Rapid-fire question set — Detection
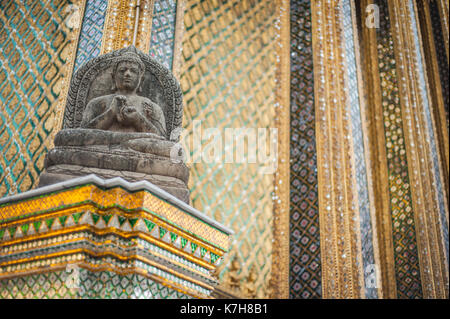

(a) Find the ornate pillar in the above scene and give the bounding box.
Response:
[356,0,449,298]
[100,0,186,77]
[271,0,291,299]
[289,0,323,299]
[386,0,448,298]
[312,0,368,298]
[415,0,449,201]
[356,0,400,299]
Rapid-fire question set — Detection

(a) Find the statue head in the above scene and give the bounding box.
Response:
[111,52,146,93]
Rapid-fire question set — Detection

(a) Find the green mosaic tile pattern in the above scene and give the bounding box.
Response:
[180,0,278,295]
[0,0,76,197]
[149,0,177,69]
[0,269,191,299]
[73,0,108,72]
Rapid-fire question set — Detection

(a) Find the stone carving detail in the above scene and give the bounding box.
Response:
[215,257,272,299]
[39,46,190,203]
[224,256,243,292]
[242,266,258,298]
[63,46,183,139]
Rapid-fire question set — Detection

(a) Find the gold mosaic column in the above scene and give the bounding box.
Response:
[357,0,398,299]
[357,0,449,298]
[387,0,448,298]
[312,0,365,298]
[100,0,187,78]
[101,0,155,53]
[271,0,291,299]
[415,0,449,201]
[53,0,87,140]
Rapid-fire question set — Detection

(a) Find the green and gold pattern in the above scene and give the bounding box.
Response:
[180,0,278,295]
[0,269,191,299]
[73,0,108,72]
[0,184,229,252]
[149,0,178,69]
[0,0,79,198]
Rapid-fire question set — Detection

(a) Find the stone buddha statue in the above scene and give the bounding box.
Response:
[80,52,166,136]
[39,46,190,203]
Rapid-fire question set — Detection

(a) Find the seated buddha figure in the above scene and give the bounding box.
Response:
[40,48,190,203]
[80,53,166,137]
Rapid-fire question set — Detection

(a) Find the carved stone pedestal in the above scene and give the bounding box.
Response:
[0,175,232,299]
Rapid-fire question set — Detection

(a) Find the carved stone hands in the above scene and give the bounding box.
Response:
[119,105,142,125]
[106,94,159,134]
[113,95,143,126]
[112,95,128,123]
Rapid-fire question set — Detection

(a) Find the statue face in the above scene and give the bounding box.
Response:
[114,61,142,92]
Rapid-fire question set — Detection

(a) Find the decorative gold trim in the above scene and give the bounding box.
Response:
[100,0,155,54]
[0,248,215,291]
[437,0,449,63]
[356,0,397,299]
[350,0,384,298]
[270,0,290,299]
[1,235,212,279]
[0,185,230,251]
[1,207,227,255]
[0,223,219,270]
[415,0,449,208]
[388,0,449,298]
[138,0,156,53]
[413,0,450,232]
[312,0,365,299]
[0,261,211,299]
[338,0,366,298]
[172,0,187,79]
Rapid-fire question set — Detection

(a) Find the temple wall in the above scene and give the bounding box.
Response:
[1,0,448,298]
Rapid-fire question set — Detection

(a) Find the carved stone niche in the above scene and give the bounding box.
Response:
[39,46,190,203]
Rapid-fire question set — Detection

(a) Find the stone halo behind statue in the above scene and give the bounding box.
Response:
[39,46,190,204]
